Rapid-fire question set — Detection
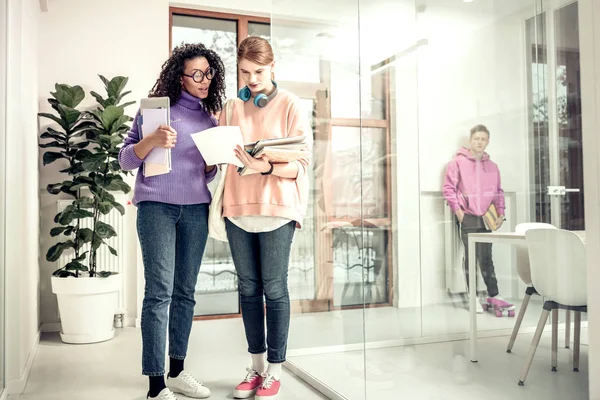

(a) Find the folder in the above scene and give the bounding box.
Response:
[139,99,172,177]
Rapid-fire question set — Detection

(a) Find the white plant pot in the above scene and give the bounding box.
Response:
[51,274,121,344]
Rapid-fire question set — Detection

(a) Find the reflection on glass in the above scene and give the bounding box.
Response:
[172,15,238,101]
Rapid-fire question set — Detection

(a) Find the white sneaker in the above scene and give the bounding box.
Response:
[148,388,178,400]
[167,370,211,399]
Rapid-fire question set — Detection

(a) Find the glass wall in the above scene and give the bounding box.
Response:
[0,0,6,394]
[271,0,590,399]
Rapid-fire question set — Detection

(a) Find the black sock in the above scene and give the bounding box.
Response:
[148,376,166,398]
[169,357,184,378]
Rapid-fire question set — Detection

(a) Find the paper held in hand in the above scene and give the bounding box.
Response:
[191,126,245,168]
[140,108,172,177]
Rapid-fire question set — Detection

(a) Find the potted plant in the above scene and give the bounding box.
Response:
[39,76,134,344]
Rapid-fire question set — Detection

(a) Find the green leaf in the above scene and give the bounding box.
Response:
[81,153,108,171]
[53,84,85,108]
[72,209,94,219]
[98,201,113,215]
[39,140,66,149]
[100,106,124,131]
[104,176,131,193]
[90,91,107,108]
[50,226,68,237]
[95,221,117,239]
[72,141,90,149]
[99,75,110,88]
[40,130,67,143]
[65,261,88,271]
[77,228,94,243]
[75,251,89,262]
[38,113,68,131]
[59,163,85,176]
[57,104,81,127]
[112,201,126,216]
[92,235,104,251]
[47,182,68,195]
[98,271,113,278]
[107,76,128,98]
[43,151,66,166]
[75,196,95,208]
[53,270,75,278]
[46,240,75,262]
[118,100,136,110]
[110,115,131,134]
[108,245,118,256]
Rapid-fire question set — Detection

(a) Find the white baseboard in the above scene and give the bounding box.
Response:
[6,330,40,394]
[40,322,61,333]
[284,361,348,400]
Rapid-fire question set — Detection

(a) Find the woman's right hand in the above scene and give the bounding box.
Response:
[456,209,465,223]
[148,125,177,149]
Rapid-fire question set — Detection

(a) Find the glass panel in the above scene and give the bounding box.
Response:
[172,15,238,101]
[172,14,239,315]
[248,22,270,39]
[270,23,321,83]
[272,2,367,399]
[289,99,316,303]
[0,0,5,393]
[527,11,552,224]
[555,2,584,230]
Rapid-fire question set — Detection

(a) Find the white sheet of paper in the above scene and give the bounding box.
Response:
[141,108,169,165]
[191,126,245,168]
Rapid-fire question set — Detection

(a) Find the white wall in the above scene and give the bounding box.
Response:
[4,0,41,393]
[38,0,169,328]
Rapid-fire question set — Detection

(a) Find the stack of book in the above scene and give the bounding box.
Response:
[239,135,309,176]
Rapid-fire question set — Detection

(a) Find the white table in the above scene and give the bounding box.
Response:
[467,231,585,362]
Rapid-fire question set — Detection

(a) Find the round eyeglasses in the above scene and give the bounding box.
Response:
[182,67,216,83]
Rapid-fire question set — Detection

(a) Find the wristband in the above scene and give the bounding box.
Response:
[261,162,274,175]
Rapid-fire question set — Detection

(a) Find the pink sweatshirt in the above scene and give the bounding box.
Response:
[443,147,505,217]
[218,89,311,227]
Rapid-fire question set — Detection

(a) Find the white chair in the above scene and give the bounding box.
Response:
[518,229,587,386]
[506,222,558,353]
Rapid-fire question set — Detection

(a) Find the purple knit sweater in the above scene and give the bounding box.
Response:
[119,90,218,205]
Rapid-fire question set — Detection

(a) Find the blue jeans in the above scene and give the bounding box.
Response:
[137,201,209,376]
[225,219,295,364]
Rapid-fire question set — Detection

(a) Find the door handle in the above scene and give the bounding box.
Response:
[547,186,581,195]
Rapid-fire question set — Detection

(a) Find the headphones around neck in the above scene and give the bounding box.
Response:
[238,81,278,108]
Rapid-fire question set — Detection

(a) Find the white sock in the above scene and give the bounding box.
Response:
[267,363,282,381]
[251,353,266,374]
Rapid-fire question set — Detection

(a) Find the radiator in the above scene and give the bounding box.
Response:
[56,199,127,315]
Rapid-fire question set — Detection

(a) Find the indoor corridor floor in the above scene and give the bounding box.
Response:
[7,318,325,400]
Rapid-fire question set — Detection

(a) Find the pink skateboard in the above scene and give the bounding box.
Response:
[482,297,516,318]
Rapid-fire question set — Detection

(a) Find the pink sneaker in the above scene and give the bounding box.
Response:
[255,373,281,399]
[233,368,263,399]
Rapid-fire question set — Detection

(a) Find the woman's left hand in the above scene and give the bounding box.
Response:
[234,145,271,174]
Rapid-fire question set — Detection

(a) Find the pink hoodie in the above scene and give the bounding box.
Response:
[443,147,505,217]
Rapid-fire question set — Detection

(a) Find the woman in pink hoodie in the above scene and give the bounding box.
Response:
[443,124,511,313]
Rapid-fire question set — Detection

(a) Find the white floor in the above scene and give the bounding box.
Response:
[289,329,589,400]
[7,303,589,400]
[287,297,557,350]
[8,319,325,400]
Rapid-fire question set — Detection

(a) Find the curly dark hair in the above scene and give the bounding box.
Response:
[149,43,226,114]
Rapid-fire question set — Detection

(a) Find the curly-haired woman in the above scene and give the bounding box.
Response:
[119,43,226,400]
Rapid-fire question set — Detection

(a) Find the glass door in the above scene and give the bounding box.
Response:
[529,0,584,230]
